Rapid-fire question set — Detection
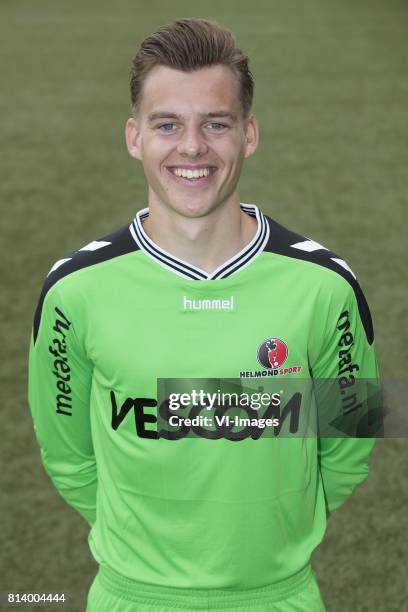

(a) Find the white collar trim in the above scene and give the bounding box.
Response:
[129,203,270,280]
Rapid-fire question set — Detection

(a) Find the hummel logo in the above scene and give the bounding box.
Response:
[183,296,235,311]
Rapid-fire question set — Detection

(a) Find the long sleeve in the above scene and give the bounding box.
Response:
[310,276,380,515]
[28,281,97,527]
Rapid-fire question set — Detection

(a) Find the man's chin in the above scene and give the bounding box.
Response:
[167,198,221,220]
[176,204,216,219]
[148,185,230,219]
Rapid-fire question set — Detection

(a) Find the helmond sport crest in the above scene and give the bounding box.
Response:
[240,338,302,378]
[257,338,288,369]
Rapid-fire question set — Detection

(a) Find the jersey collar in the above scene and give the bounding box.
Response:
[129,203,270,281]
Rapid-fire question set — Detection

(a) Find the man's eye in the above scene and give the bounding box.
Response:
[208,122,227,130]
[158,123,176,132]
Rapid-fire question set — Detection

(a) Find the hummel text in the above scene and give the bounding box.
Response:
[183,296,234,311]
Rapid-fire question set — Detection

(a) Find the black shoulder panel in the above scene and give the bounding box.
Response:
[263,215,374,345]
[33,223,138,344]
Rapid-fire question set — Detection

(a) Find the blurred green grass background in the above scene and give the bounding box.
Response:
[1,0,407,610]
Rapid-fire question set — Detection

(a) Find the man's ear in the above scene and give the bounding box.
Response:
[125,117,142,160]
[243,114,259,159]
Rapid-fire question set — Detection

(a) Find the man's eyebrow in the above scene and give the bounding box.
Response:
[147,112,180,123]
[206,111,238,121]
[146,111,238,123]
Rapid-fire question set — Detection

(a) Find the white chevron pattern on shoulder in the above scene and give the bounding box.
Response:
[290,239,328,252]
[79,240,112,251]
[47,258,72,276]
[331,257,356,279]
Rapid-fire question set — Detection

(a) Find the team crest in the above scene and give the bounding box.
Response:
[239,337,302,378]
[257,338,288,369]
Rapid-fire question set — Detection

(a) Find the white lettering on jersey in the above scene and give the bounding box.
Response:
[183,296,235,311]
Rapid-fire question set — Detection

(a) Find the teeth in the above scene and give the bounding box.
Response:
[172,168,211,179]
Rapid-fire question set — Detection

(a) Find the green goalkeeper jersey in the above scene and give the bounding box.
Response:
[28,203,379,589]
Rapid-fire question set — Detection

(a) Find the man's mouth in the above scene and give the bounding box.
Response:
[166,166,217,185]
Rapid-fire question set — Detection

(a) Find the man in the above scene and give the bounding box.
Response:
[28,18,379,611]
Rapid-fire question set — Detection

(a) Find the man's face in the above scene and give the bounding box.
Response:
[125,64,258,218]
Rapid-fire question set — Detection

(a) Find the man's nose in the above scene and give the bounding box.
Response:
[177,125,208,158]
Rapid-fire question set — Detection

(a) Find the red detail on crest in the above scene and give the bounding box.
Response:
[267,339,288,368]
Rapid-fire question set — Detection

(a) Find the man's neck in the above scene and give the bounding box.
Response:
[141,197,258,274]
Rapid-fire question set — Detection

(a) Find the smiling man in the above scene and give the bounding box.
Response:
[125,60,259,273]
[28,18,380,612]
